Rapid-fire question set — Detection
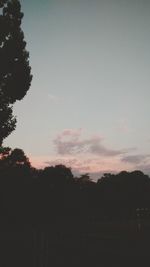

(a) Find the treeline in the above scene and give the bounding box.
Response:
[1,147,150,224]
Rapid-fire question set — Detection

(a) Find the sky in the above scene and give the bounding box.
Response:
[4,0,150,179]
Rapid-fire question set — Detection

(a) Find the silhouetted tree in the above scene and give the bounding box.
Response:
[0,146,11,159]
[0,147,30,172]
[7,148,30,167]
[41,164,73,187]
[0,0,32,144]
[77,173,91,184]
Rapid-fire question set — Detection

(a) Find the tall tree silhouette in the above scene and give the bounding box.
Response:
[0,0,32,145]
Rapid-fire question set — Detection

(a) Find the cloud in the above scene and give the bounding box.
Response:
[30,154,150,181]
[57,128,82,139]
[54,129,126,157]
[121,154,150,164]
[121,154,150,176]
[30,130,150,180]
[44,155,135,179]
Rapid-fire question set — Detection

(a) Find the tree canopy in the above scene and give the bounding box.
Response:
[0,0,32,145]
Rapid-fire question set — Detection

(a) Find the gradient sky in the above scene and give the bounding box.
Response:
[4,0,150,179]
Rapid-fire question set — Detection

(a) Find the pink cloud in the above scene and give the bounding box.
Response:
[30,152,150,180]
[29,129,147,180]
[29,154,142,181]
[39,156,128,173]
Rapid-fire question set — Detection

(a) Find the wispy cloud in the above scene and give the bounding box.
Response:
[54,129,127,156]
[31,154,150,180]
[29,130,150,180]
[30,153,140,180]
[121,154,150,164]
[44,155,134,177]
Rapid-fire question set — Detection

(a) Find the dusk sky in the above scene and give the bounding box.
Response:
[4,0,150,178]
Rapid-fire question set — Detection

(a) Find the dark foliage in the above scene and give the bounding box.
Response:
[1,148,150,223]
[0,0,32,144]
[1,149,150,266]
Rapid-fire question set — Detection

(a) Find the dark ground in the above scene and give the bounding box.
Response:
[0,220,150,267]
